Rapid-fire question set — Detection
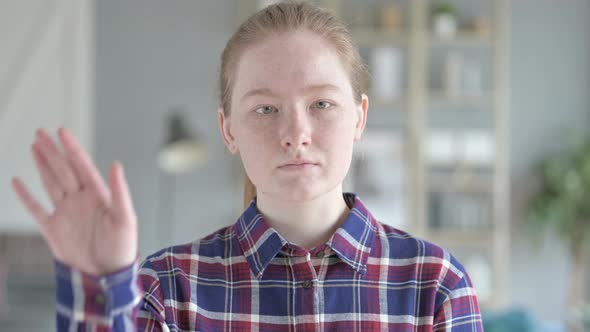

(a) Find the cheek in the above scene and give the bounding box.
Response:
[232,115,274,145]
[319,122,356,165]
[320,112,357,144]
[329,113,358,166]
[233,126,275,175]
[237,142,271,187]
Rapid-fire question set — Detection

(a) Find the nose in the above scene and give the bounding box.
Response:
[280,106,312,151]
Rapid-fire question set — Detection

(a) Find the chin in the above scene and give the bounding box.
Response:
[279,183,337,203]
[257,184,317,202]
[287,188,319,202]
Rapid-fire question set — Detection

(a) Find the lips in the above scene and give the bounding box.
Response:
[279,159,318,167]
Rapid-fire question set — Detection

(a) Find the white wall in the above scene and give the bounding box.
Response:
[0,0,94,232]
[93,0,241,258]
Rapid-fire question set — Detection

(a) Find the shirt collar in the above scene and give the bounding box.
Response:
[233,192,377,279]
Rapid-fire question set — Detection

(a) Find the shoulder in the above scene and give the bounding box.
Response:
[372,221,469,287]
[372,222,475,310]
[135,225,237,312]
[139,224,236,277]
[133,226,234,319]
[137,224,237,291]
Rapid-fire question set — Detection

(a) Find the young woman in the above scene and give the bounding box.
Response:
[11,2,483,331]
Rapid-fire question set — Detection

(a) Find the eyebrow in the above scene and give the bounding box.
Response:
[240,84,343,101]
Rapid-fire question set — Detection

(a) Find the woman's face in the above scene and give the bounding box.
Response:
[219,30,368,202]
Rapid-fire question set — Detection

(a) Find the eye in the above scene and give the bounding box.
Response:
[254,105,277,115]
[312,100,332,109]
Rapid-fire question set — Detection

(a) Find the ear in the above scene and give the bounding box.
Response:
[218,107,238,154]
[354,94,369,141]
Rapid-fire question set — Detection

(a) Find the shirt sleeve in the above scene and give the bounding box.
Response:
[432,270,484,332]
[54,259,166,331]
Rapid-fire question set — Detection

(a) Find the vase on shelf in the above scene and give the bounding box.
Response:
[432,3,458,39]
[371,47,403,101]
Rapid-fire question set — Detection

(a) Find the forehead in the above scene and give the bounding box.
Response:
[232,30,353,98]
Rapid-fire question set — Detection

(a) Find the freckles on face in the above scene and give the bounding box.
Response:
[227,30,361,197]
[231,31,358,135]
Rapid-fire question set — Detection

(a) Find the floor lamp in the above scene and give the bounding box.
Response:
[156,109,207,247]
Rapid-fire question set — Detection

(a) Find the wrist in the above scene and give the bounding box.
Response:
[55,258,142,320]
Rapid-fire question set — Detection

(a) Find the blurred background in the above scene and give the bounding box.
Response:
[1,0,589,331]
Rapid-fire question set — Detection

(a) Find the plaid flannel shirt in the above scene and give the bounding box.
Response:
[55,192,483,331]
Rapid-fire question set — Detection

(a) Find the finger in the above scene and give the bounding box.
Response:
[35,128,81,193]
[57,127,110,204]
[10,177,51,226]
[11,177,61,260]
[109,161,136,226]
[31,142,64,206]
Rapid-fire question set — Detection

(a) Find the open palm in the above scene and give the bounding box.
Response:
[11,127,137,276]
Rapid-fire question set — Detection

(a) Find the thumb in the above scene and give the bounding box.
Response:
[108,161,136,225]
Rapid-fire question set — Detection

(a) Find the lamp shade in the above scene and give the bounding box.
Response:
[157,111,207,174]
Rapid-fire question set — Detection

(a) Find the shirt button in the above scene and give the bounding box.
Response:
[302,280,313,289]
[95,294,105,305]
[316,251,325,259]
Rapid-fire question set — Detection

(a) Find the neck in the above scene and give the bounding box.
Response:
[256,186,351,250]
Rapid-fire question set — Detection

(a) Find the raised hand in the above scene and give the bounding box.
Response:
[10,127,138,276]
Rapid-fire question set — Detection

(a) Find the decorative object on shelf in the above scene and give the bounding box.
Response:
[462,60,484,97]
[380,3,403,33]
[428,191,491,229]
[444,52,463,97]
[469,16,492,37]
[346,130,407,229]
[459,130,494,167]
[432,2,458,39]
[371,47,403,101]
[427,130,456,166]
[157,109,207,174]
[527,134,590,332]
[444,52,484,98]
[427,129,494,167]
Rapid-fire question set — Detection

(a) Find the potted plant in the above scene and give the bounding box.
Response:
[527,135,590,331]
[432,2,458,39]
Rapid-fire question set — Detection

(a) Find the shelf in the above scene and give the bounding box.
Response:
[365,107,407,129]
[427,171,493,194]
[368,94,406,110]
[427,185,493,232]
[351,28,408,46]
[428,164,494,174]
[425,229,494,249]
[427,31,493,48]
[428,91,494,107]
